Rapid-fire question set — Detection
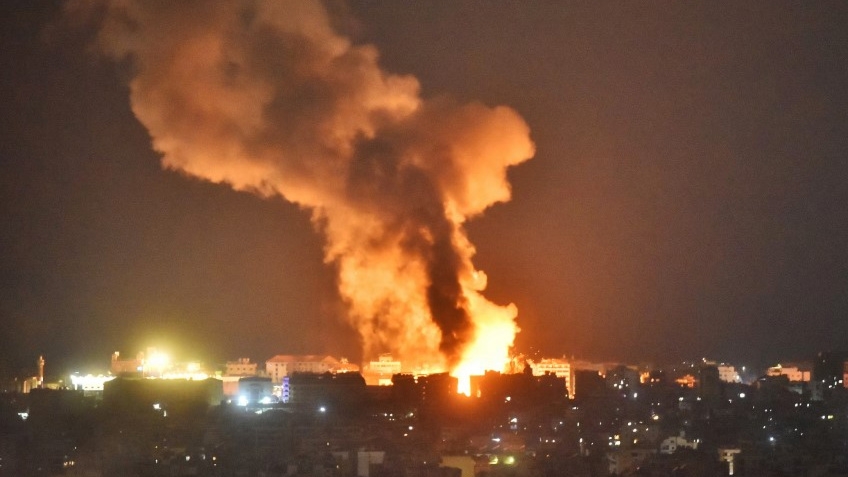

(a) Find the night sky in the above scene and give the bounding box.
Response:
[2,1,847,378]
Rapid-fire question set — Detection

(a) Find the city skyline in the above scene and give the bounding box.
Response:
[2,2,848,376]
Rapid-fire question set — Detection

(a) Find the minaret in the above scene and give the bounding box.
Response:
[37,355,45,388]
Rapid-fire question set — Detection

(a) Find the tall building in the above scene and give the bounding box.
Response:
[698,365,721,403]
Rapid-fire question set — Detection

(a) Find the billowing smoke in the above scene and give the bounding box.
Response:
[70,0,534,373]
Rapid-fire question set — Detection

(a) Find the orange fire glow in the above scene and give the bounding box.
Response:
[450,272,518,394]
[83,0,533,382]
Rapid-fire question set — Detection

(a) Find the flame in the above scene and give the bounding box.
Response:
[450,273,518,394]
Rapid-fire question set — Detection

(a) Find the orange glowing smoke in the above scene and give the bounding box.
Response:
[73,0,534,385]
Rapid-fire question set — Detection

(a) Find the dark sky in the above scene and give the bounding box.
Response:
[2,1,847,377]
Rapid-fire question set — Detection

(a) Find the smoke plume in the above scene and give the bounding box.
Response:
[71,0,534,372]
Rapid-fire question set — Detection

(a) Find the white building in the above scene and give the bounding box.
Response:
[265,355,355,383]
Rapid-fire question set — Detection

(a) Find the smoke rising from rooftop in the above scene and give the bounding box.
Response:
[72,0,534,372]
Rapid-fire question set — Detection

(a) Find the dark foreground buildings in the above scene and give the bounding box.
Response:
[1,360,848,477]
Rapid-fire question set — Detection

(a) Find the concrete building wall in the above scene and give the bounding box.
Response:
[225,358,257,377]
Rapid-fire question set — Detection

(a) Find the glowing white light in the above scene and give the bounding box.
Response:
[146,352,170,373]
[70,374,115,390]
[237,396,249,406]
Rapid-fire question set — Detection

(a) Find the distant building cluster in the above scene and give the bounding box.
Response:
[4,349,848,476]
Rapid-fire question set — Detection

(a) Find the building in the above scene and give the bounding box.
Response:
[362,354,402,386]
[606,365,641,396]
[222,359,260,397]
[718,448,742,476]
[265,355,357,383]
[69,374,115,397]
[286,372,366,410]
[698,365,722,402]
[225,358,258,377]
[110,351,143,376]
[717,365,741,383]
[236,376,274,405]
[103,377,224,409]
[111,348,184,378]
[572,369,606,400]
[659,432,699,454]
[529,358,573,398]
[766,364,810,382]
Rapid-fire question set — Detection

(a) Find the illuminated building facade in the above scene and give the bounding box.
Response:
[659,432,699,454]
[530,358,573,398]
[223,358,260,397]
[225,358,258,377]
[717,365,741,383]
[69,374,115,397]
[813,352,844,392]
[362,354,402,386]
[265,355,356,383]
[767,364,810,382]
